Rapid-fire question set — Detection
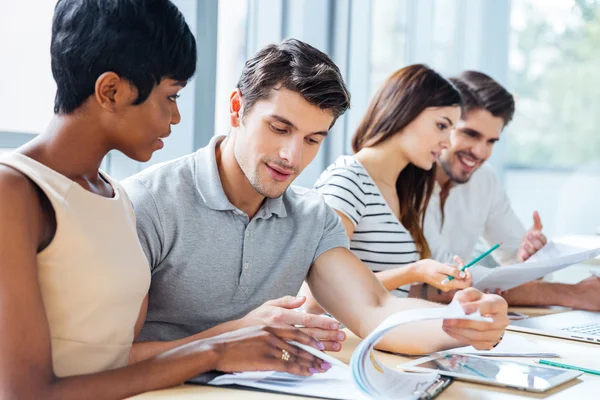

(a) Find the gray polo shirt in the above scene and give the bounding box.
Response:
[122,136,349,342]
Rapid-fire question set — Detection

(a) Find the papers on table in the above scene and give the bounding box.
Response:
[470,241,600,292]
[209,298,492,400]
[209,367,367,400]
[447,333,560,358]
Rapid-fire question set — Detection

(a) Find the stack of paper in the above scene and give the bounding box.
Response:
[209,299,492,400]
[470,241,600,292]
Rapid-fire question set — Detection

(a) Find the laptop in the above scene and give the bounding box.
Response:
[508,310,600,344]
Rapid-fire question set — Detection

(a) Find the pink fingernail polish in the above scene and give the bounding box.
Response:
[309,368,318,374]
[317,342,325,350]
[322,363,332,370]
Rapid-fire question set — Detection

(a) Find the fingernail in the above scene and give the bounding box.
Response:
[460,272,466,279]
[317,341,325,350]
[309,368,319,374]
[330,323,339,330]
[337,333,345,340]
[321,363,332,370]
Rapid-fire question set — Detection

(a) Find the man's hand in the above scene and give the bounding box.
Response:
[240,296,346,351]
[572,276,600,311]
[442,288,509,350]
[517,211,547,263]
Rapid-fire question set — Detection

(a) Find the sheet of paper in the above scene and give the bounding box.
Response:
[350,298,492,400]
[210,299,491,400]
[210,366,369,400]
[471,241,600,291]
[447,333,560,357]
[287,340,349,370]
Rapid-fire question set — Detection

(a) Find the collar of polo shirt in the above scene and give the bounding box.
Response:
[194,135,288,219]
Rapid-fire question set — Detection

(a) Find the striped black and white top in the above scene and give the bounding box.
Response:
[314,155,419,297]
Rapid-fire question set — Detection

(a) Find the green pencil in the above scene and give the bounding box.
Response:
[538,359,600,376]
[441,243,502,284]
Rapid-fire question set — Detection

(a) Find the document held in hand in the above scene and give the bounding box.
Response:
[470,241,600,292]
[209,299,492,400]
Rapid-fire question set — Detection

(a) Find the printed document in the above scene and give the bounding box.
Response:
[209,299,491,400]
[470,241,600,292]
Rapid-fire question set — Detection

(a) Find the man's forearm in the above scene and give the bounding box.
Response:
[368,296,464,355]
[416,280,579,308]
[333,292,463,355]
[501,280,578,307]
[309,249,465,355]
[129,319,244,364]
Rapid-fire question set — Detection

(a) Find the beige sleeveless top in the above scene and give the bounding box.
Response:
[0,152,151,377]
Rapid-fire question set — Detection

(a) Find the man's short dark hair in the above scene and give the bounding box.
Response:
[450,71,515,127]
[236,38,350,125]
[51,0,197,114]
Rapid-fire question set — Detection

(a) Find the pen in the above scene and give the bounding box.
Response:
[537,359,600,376]
[441,243,502,284]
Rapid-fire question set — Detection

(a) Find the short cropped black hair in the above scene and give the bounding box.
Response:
[450,71,515,127]
[51,0,197,114]
[237,38,350,124]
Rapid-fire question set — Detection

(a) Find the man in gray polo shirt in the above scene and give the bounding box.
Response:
[123,39,509,362]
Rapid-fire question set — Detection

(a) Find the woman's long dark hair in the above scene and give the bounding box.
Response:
[352,64,462,259]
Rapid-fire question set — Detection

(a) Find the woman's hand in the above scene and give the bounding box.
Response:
[208,325,332,376]
[413,256,472,291]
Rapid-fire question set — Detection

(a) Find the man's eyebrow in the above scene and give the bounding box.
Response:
[270,114,297,129]
[461,127,482,137]
[270,114,329,136]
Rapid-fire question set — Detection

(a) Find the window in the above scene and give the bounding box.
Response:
[368,0,410,97]
[430,0,461,75]
[508,0,600,167]
[0,1,56,136]
[368,0,462,98]
[504,0,600,236]
[214,0,249,137]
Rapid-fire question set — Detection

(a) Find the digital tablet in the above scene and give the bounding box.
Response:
[401,353,581,393]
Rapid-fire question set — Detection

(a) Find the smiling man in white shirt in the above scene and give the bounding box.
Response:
[420,71,600,311]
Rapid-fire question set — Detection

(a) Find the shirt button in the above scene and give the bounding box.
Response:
[246,231,250,238]
[244,263,249,269]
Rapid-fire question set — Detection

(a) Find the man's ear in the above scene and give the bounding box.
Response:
[229,89,243,128]
[94,72,135,112]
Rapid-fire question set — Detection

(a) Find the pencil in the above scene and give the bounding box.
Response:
[441,243,502,284]
[538,359,600,376]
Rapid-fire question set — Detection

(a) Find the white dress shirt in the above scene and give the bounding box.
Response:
[424,165,526,266]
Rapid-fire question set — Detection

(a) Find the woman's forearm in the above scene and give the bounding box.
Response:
[130,319,243,364]
[374,264,420,292]
[27,341,219,400]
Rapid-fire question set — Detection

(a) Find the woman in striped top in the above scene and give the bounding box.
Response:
[304,65,472,311]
